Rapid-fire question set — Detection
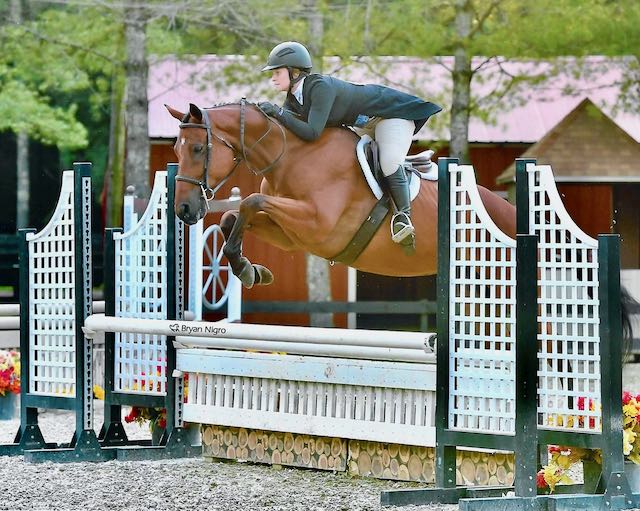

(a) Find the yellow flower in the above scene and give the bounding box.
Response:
[93,385,105,400]
[543,465,573,493]
[623,428,637,456]
[556,454,572,469]
[623,403,639,419]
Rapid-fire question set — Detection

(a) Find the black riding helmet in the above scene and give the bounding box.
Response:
[262,41,313,72]
[262,41,312,92]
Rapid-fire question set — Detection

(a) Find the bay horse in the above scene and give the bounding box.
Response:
[166,101,517,289]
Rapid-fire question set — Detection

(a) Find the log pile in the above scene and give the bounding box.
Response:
[201,425,347,471]
[201,425,515,486]
[348,440,434,481]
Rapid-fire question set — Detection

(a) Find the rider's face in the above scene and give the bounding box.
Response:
[270,68,290,92]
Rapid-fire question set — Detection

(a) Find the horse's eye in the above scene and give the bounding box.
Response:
[193,144,204,154]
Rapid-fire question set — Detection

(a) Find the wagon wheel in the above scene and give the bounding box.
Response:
[202,224,232,310]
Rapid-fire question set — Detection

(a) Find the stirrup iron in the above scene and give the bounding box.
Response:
[390,212,415,243]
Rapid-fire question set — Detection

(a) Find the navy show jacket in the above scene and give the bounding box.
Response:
[280,74,442,141]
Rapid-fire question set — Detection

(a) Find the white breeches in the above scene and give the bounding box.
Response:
[353,118,415,176]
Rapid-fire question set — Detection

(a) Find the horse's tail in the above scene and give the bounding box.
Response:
[621,285,639,363]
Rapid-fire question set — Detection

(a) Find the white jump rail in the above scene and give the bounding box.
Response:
[83,313,436,361]
[0,301,105,330]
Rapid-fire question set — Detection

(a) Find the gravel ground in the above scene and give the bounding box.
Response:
[0,406,455,511]
[0,364,638,511]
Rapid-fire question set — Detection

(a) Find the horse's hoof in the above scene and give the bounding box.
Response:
[253,265,274,286]
[237,258,256,288]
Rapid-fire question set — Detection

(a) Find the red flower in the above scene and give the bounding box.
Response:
[124,406,140,423]
[9,380,20,394]
[577,397,586,410]
[622,391,633,405]
[536,469,548,489]
[548,445,562,454]
[157,417,167,429]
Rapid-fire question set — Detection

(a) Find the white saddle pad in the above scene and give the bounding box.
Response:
[355,135,438,201]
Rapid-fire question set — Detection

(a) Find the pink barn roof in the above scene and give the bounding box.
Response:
[149,55,640,144]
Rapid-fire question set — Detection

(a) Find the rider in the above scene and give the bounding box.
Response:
[259,41,441,248]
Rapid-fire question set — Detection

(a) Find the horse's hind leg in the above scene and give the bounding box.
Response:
[223,194,274,288]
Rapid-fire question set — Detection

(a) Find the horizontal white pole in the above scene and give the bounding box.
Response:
[175,337,435,364]
[0,301,105,318]
[0,330,19,349]
[0,317,19,330]
[84,314,436,352]
[0,304,19,317]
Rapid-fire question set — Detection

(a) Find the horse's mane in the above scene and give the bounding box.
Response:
[203,100,259,110]
[182,100,256,122]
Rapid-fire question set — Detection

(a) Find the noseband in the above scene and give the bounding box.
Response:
[176,98,286,208]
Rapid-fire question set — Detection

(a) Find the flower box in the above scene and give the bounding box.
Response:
[0,391,19,421]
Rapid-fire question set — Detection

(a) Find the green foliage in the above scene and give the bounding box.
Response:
[3,0,639,159]
[0,7,117,150]
[0,79,87,149]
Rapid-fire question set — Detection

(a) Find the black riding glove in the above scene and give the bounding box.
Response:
[258,101,284,119]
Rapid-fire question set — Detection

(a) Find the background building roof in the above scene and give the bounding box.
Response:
[149,55,640,144]
[497,98,640,183]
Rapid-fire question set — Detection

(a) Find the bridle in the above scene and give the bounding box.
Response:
[175,98,287,208]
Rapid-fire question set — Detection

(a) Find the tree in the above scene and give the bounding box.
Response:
[1,0,90,229]
[302,0,334,327]
[9,0,29,230]
[123,0,150,199]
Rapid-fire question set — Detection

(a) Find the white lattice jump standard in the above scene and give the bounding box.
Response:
[90,165,200,461]
[381,158,635,510]
[0,163,112,461]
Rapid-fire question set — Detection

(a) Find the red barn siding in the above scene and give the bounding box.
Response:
[556,184,613,239]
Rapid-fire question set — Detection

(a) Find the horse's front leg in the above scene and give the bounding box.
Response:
[219,210,239,242]
[222,194,274,288]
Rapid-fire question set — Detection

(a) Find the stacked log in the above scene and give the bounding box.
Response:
[348,440,435,481]
[456,450,515,486]
[201,425,347,471]
[202,426,515,486]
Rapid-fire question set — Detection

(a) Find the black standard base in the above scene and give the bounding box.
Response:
[111,427,201,461]
[0,424,56,456]
[381,487,640,511]
[24,430,116,463]
[99,421,131,447]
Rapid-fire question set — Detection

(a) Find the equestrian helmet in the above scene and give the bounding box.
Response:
[262,41,312,72]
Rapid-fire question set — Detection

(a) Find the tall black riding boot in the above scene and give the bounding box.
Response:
[385,166,415,247]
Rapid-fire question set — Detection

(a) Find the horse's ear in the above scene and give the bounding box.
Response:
[165,104,185,121]
[189,103,203,123]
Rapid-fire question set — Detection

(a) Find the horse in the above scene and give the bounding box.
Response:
[166,100,517,289]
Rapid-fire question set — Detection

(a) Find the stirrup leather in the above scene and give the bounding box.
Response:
[390,212,415,243]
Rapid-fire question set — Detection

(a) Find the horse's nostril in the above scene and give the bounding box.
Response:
[179,203,190,218]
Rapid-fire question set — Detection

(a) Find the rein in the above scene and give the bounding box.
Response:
[176,98,287,208]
